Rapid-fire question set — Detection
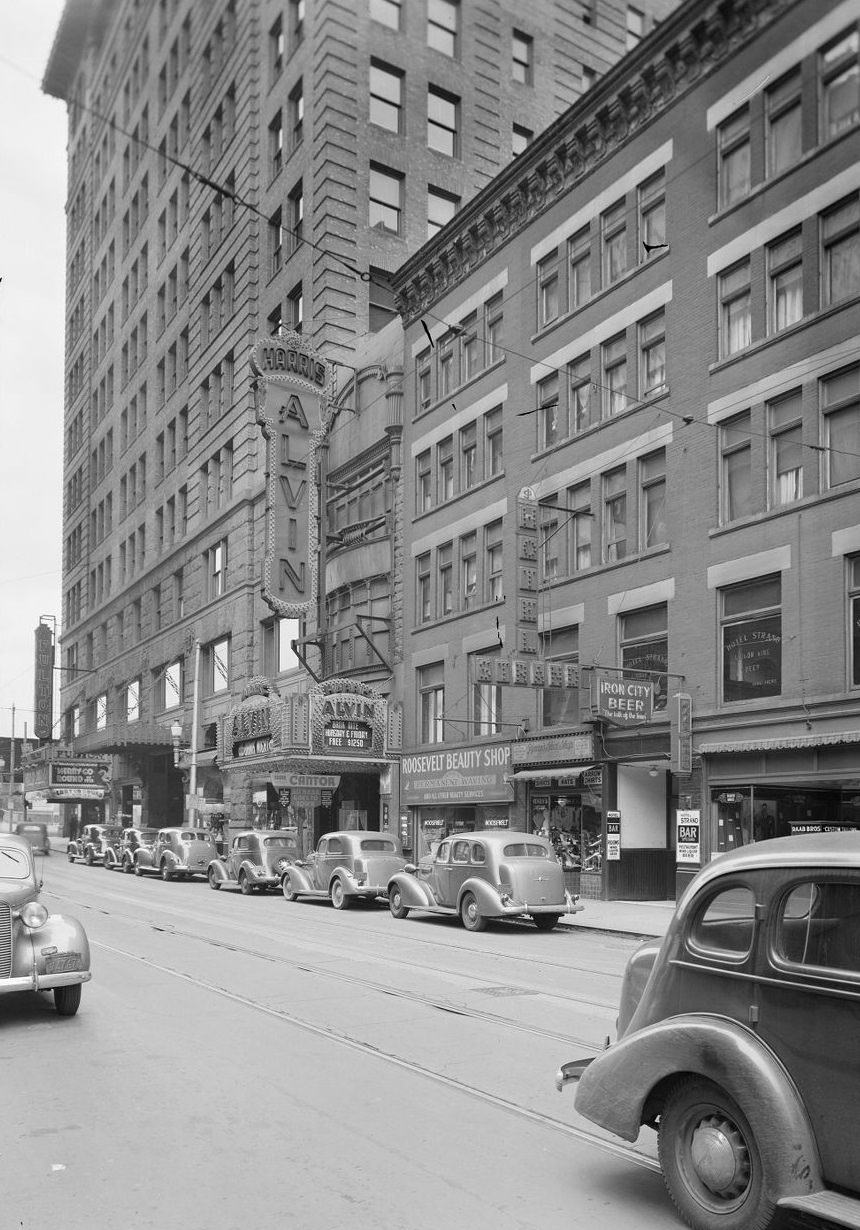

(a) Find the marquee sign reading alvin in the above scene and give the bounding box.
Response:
[251,332,335,618]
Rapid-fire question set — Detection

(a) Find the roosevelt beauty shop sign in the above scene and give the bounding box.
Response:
[401,745,511,804]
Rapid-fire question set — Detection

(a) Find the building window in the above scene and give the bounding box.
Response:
[541,626,579,728]
[264,616,300,674]
[427,86,459,156]
[538,249,560,327]
[290,0,305,49]
[626,5,645,50]
[461,532,477,607]
[460,313,479,382]
[287,282,303,333]
[207,539,227,599]
[565,356,591,435]
[719,260,752,357]
[96,692,108,731]
[568,227,591,309]
[417,553,431,623]
[602,333,627,418]
[268,110,283,179]
[603,469,627,563]
[269,16,284,81]
[288,180,304,254]
[417,450,432,511]
[720,410,753,521]
[427,186,459,238]
[512,124,532,156]
[485,293,503,365]
[486,521,503,602]
[417,352,432,413]
[512,30,533,84]
[486,405,503,476]
[288,80,304,151]
[126,678,140,723]
[438,334,455,397]
[601,200,627,286]
[768,390,803,507]
[639,170,666,260]
[822,364,860,488]
[269,207,283,278]
[371,0,401,31]
[369,267,397,332]
[538,372,560,449]
[461,422,477,488]
[162,658,182,710]
[766,70,802,177]
[540,500,560,583]
[370,60,403,133]
[821,195,860,307]
[208,636,230,694]
[473,653,502,736]
[369,163,404,233]
[438,436,454,501]
[427,0,457,57]
[820,29,859,142]
[640,449,667,548]
[568,481,592,573]
[721,575,782,703]
[620,606,668,711]
[768,229,803,332]
[718,106,751,209]
[640,310,666,396]
[419,663,445,743]
[848,556,860,687]
[438,543,453,616]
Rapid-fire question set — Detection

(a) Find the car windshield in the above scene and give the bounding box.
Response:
[0,846,31,879]
[502,842,552,859]
[359,838,397,853]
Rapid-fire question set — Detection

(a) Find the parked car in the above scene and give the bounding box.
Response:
[0,832,91,1015]
[103,827,157,872]
[388,830,580,932]
[556,832,860,1230]
[208,829,298,894]
[133,827,219,880]
[282,831,407,909]
[14,822,51,856]
[67,823,117,866]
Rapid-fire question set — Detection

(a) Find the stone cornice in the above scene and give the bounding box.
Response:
[393,0,798,324]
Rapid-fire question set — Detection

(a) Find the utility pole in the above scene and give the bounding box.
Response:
[8,704,15,831]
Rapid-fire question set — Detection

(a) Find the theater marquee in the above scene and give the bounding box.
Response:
[251,332,335,618]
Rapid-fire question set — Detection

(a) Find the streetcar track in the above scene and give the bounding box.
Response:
[91,934,660,1178]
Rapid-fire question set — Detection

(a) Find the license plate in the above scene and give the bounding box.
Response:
[46,953,82,974]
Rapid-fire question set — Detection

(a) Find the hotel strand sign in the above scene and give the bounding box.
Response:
[251,333,334,618]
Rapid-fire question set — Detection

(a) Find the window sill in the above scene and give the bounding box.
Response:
[709,294,860,375]
[531,250,670,345]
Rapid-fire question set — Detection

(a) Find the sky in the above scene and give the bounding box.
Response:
[0,2,67,742]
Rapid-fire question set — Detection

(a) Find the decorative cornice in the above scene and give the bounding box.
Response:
[393,0,797,323]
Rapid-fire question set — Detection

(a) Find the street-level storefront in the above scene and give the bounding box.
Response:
[23,750,113,837]
[401,744,512,859]
[698,730,860,892]
[218,677,400,856]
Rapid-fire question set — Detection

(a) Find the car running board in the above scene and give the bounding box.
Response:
[778,1191,860,1229]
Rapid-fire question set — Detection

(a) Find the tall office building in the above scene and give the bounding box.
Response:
[39,0,677,843]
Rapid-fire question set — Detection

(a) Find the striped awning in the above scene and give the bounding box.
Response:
[699,730,860,754]
[508,765,594,781]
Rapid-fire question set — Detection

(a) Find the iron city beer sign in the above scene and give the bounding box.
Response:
[251,335,331,618]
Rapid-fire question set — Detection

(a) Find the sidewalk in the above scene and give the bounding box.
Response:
[561,897,676,939]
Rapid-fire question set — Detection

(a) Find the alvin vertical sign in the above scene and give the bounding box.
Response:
[33,623,54,741]
[251,333,334,616]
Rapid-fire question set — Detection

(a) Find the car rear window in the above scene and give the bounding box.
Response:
[689,885,755,957]
[359,839,397,853]
[264,836,296,849]
[777,881,860,974]
[181,831,209,841]
[503,842,552,859]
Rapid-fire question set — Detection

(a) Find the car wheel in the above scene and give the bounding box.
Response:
[54,984,82,1017]
[534,914,561,932]
[658,1076,776,1230]
[208,868,221,890]
[122,858,133,874]
[460,892,486,932]
[160,861,173,882]
[330,879,350,910]
[67,849,75,863]
[85,849,94,866]
[134,859,144,876]
[389,884,409,919]
[238,871,252,896]
[282,875,298,902]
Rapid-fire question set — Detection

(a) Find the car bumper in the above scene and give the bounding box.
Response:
[555,1056,596,1091]
[1,969,92,994]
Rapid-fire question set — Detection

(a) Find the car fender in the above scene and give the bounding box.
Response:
[240,858,270,882]
[574,1012,822,1197]
[283,864,315,893]
[388,871,437,908]
[456,876,506,916]
[14,912,91,979]
[134,847,156,869]
[103,848,118,868]
[207,858,229,884]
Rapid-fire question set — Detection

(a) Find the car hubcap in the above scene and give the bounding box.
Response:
[465,899,477,923]
[689,1115,750,1198]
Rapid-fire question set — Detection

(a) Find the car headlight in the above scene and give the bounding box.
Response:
[19,902,49,930]
[254,866,267,877]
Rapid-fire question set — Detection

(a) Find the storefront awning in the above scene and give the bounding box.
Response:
[508,765,595,781]
[700,731,860,754]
